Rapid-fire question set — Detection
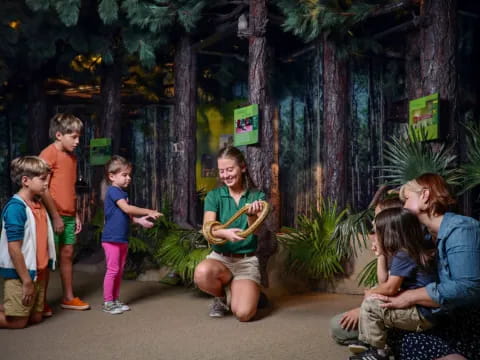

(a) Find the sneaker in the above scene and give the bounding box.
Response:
[103,301,123,315]
[224,285,232,308]
[61,297,90,310]
[348,342,370,354]
[209,297,229,318]
[43,303,53,318]
[349,349,388,360]
[114,300,130,312]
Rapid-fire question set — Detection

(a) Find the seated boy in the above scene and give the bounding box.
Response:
[0,156,56,328]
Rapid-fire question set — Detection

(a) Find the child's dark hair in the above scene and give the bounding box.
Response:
[376,196,403,212]
[375,207,433,269]
[217,146,256,189]
[10,156,51,186]
[105,155,132,184]
[49,113,83,140]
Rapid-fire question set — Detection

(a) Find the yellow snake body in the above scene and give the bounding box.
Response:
[203,200,270,245]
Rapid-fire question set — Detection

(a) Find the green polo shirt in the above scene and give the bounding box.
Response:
[204,186,266,254]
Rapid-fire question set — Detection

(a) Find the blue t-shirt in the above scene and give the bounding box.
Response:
[2,197,27,242]
[390,250,436,321]
[101,186,130,243]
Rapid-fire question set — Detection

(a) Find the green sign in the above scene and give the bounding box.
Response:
[90,138,112,165]
[409,93,440,141]
[233,104,259,146]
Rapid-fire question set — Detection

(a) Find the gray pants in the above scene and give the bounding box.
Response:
[330,312,359,345]
[359,297,433,349]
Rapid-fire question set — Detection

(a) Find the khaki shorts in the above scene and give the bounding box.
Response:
[207,251,261,285]
[3,277,46,317]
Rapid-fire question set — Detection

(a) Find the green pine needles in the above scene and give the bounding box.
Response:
[274,0,377,41]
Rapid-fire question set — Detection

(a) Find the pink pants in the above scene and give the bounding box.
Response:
[102,242,128,302]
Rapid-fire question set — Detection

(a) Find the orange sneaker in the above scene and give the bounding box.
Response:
[43,303,53,317]
[60,297,90,310]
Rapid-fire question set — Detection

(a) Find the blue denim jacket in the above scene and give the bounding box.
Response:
[425,212,480,311]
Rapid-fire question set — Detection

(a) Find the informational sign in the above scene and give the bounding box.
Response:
[90,138,112,165]
[233,104,259,146]
[409,93,440,141]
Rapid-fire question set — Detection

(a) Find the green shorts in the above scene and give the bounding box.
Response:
[54,215,76,245]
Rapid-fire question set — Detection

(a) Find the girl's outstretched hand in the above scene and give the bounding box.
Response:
[147,210,163,220]
[246,200,264,217]
[135,215,155,228]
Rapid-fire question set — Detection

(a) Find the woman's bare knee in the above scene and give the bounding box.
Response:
[233,307,256,322]
[436,355,467,360]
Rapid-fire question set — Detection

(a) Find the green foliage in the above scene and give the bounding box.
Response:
[332,208,372,259]
[126,215,210,285]
[274,0,381,56]
[155,229,210,285]
[380,127,460,187]
[99,0,120,25]
[26,0,81,27]
[462,122,480,192]
[357,258,377,287]
[278,200,347,281]
[122,0,206,33]
[90,207,105,245]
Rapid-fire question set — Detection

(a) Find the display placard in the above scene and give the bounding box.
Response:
[409,93,440,141]
[90,138,112,165]
[233,104,259,146]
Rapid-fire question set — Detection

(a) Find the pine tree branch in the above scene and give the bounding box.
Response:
[214,4,247,24]
[279,44,315,63]
[198,50,247,63]
[210,0,248,8]
[192,21,237,50]
[268,13,284,25]
[364,0,420,20]
[372,16,426,40]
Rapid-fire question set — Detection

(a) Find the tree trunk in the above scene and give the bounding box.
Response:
[322,35,349,209]
[173,35,198,227]
[420,0,463,211]
[405,31,422,100]
[90,54,123,210]
[420,0,457,143]
[27,72,49,155]
[247,0,280,232]
[101,58,122,154]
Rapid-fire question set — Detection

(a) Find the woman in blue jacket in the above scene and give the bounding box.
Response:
[376,173,480,360]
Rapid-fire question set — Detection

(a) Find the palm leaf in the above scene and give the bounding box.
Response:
[356,258,378,288]
[155,230,210,285]
[379,127,460,186]
[462,122,480,191]
[332,208,372,259]
[278,200,346,281]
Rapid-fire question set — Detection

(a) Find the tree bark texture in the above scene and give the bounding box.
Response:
[173,35,198,227]
[247,0,280,232]
[27,73,49,155]
[420,0,457,143]
[101,58,122,154]
[405,31,422,100]
[322,36,349,209]
[129,106,175,214]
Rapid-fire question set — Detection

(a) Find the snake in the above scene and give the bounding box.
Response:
[202,200,270,245]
